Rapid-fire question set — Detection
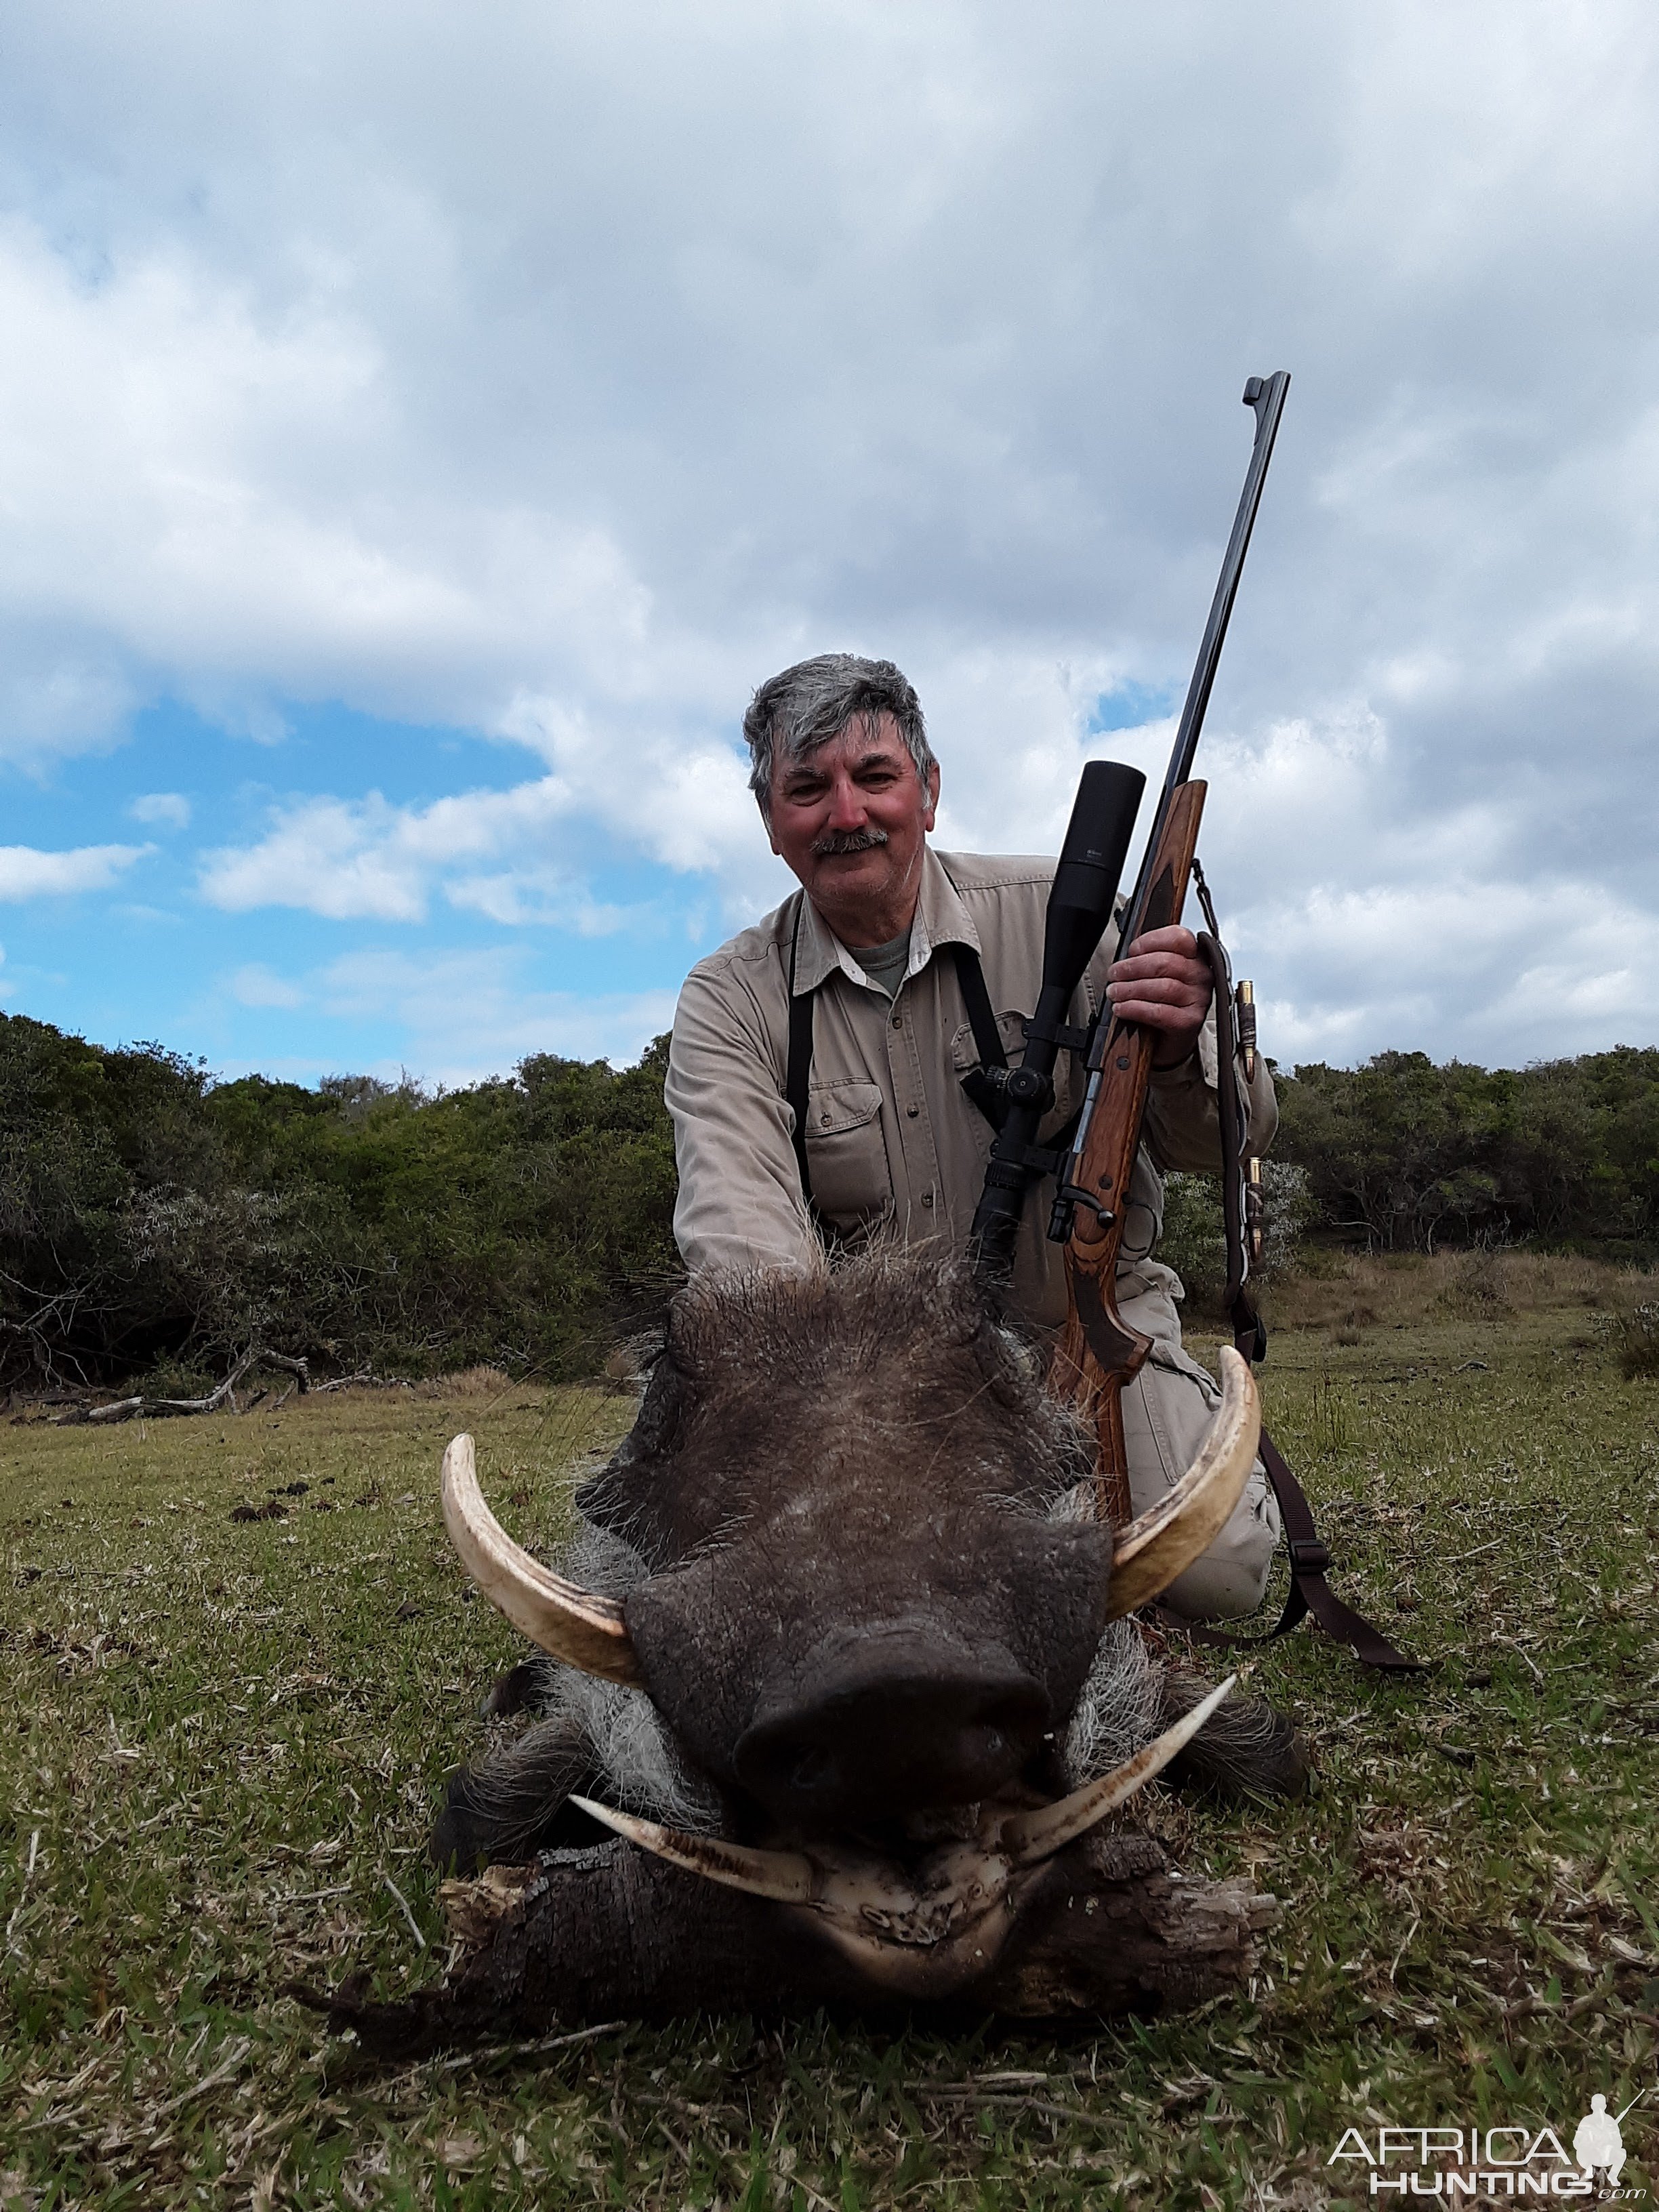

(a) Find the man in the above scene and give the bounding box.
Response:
[665,654,1279,1619]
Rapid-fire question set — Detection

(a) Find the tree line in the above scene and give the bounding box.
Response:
[1275,1047,1659,1258]
[1,1012,1654,1391]
[0,1012,676,1393]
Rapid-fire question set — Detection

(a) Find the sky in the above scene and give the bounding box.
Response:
[1,0,1656,1086]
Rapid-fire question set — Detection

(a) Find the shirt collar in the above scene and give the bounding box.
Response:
[790,845,982,998]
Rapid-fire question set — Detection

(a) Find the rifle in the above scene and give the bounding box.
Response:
[1046,371,1290,1519]
[967,374,1288,1302]
[960,375,1420,1671]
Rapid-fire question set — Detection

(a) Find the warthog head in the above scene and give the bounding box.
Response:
[441,1250,1265,1993]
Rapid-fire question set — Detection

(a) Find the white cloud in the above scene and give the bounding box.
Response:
[315,947,675,1084]
[1252,877,1659,1069]
[0,842,150,899]
[494,699,762,876]
[199,779,576,922]
[1,1,1658,1061]
[129,791,191,828]
[197,738,781,930]
[0,652,136,766]
[230,962,305,1008]
[0,211,668,764]
[443,870,633,934]
[201,795,436,921]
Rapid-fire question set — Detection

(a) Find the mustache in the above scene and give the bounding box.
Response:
[812,827,890,858]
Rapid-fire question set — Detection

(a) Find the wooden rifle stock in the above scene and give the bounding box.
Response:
[1052,781,1207,1521]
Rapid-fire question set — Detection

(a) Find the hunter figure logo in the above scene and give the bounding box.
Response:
[1573,2096,1628,2189]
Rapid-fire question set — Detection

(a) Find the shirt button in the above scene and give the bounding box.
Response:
[921,1191,934,1208]
[905,1104,919,1118]
[891,1013,902,1029]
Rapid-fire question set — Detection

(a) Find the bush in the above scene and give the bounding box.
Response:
[1158,1160,1313,1310]
[8,1002,1656,1389]
[1275,1047,1659,1257]
[1614,1302,1659,1379]
[0,1015,680,1390]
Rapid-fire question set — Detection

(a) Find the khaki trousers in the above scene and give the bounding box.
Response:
[1114,1260,1279,1622]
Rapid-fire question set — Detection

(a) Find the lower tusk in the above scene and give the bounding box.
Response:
[999,1674,1237,1868]
[1106,1348,1261,1618]
[570,1796,817,1906]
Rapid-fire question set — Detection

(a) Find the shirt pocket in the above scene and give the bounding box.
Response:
[949,1011,1027,1078]
[802,1078,893,1228]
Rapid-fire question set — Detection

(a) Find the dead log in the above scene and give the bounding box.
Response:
[294,1830,1275,2060]
[70,1348,311,1424]
[310,1370,404,1395]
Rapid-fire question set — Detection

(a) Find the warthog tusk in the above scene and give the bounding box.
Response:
[441,1434,643,1686]
[573,1798,1015,1987]
[569,1797,817,1905]
[1105,1347,1261,1618]
[575,1685,1240,1971]
[999,1674,1237,1867]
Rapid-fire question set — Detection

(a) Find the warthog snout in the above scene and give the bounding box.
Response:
[733,1624,1051,1826]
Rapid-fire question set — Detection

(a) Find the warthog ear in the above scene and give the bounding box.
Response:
[573,1347,692,1565]
[442,1434,644,1685]
[1105,1348,1261,1618]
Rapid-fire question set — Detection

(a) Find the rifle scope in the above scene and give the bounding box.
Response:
[968,758,1145,1280]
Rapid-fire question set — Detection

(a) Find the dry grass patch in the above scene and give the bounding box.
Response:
[1262,1248,1654,1347]
[1612,1301,1659,1380]
[415,1367,519,1401]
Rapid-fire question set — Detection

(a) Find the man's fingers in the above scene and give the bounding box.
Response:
[1107,982,1205,1016]
[1109,923,1211,1046]
[1122,924,1199,962]
[1110,998,1202,1032]
[1107,950,1210,987]
[1106,974,1203,1006]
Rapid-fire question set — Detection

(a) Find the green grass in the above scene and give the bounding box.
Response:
[3,1289,1658,2209]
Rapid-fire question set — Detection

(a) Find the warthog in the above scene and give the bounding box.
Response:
[311,1250,1301,2052]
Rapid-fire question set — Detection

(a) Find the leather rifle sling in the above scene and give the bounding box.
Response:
[1181,895,1424,1672]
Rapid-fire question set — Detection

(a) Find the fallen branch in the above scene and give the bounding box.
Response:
[66,1349,311,1425]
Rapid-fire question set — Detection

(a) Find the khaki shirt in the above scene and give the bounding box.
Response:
[666,846,1277,1331]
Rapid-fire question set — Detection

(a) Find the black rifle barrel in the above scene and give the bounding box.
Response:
[1109,371,1290,970]
[1046,370,1290,1244]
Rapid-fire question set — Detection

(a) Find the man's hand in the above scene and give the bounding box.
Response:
[1106,925,1212,1067]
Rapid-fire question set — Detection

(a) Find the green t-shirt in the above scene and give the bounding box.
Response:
[850,925,913,1000]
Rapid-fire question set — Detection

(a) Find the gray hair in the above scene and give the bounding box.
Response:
[743,653,935,817]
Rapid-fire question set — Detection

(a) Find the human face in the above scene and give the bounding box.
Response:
[766,712,941,948]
